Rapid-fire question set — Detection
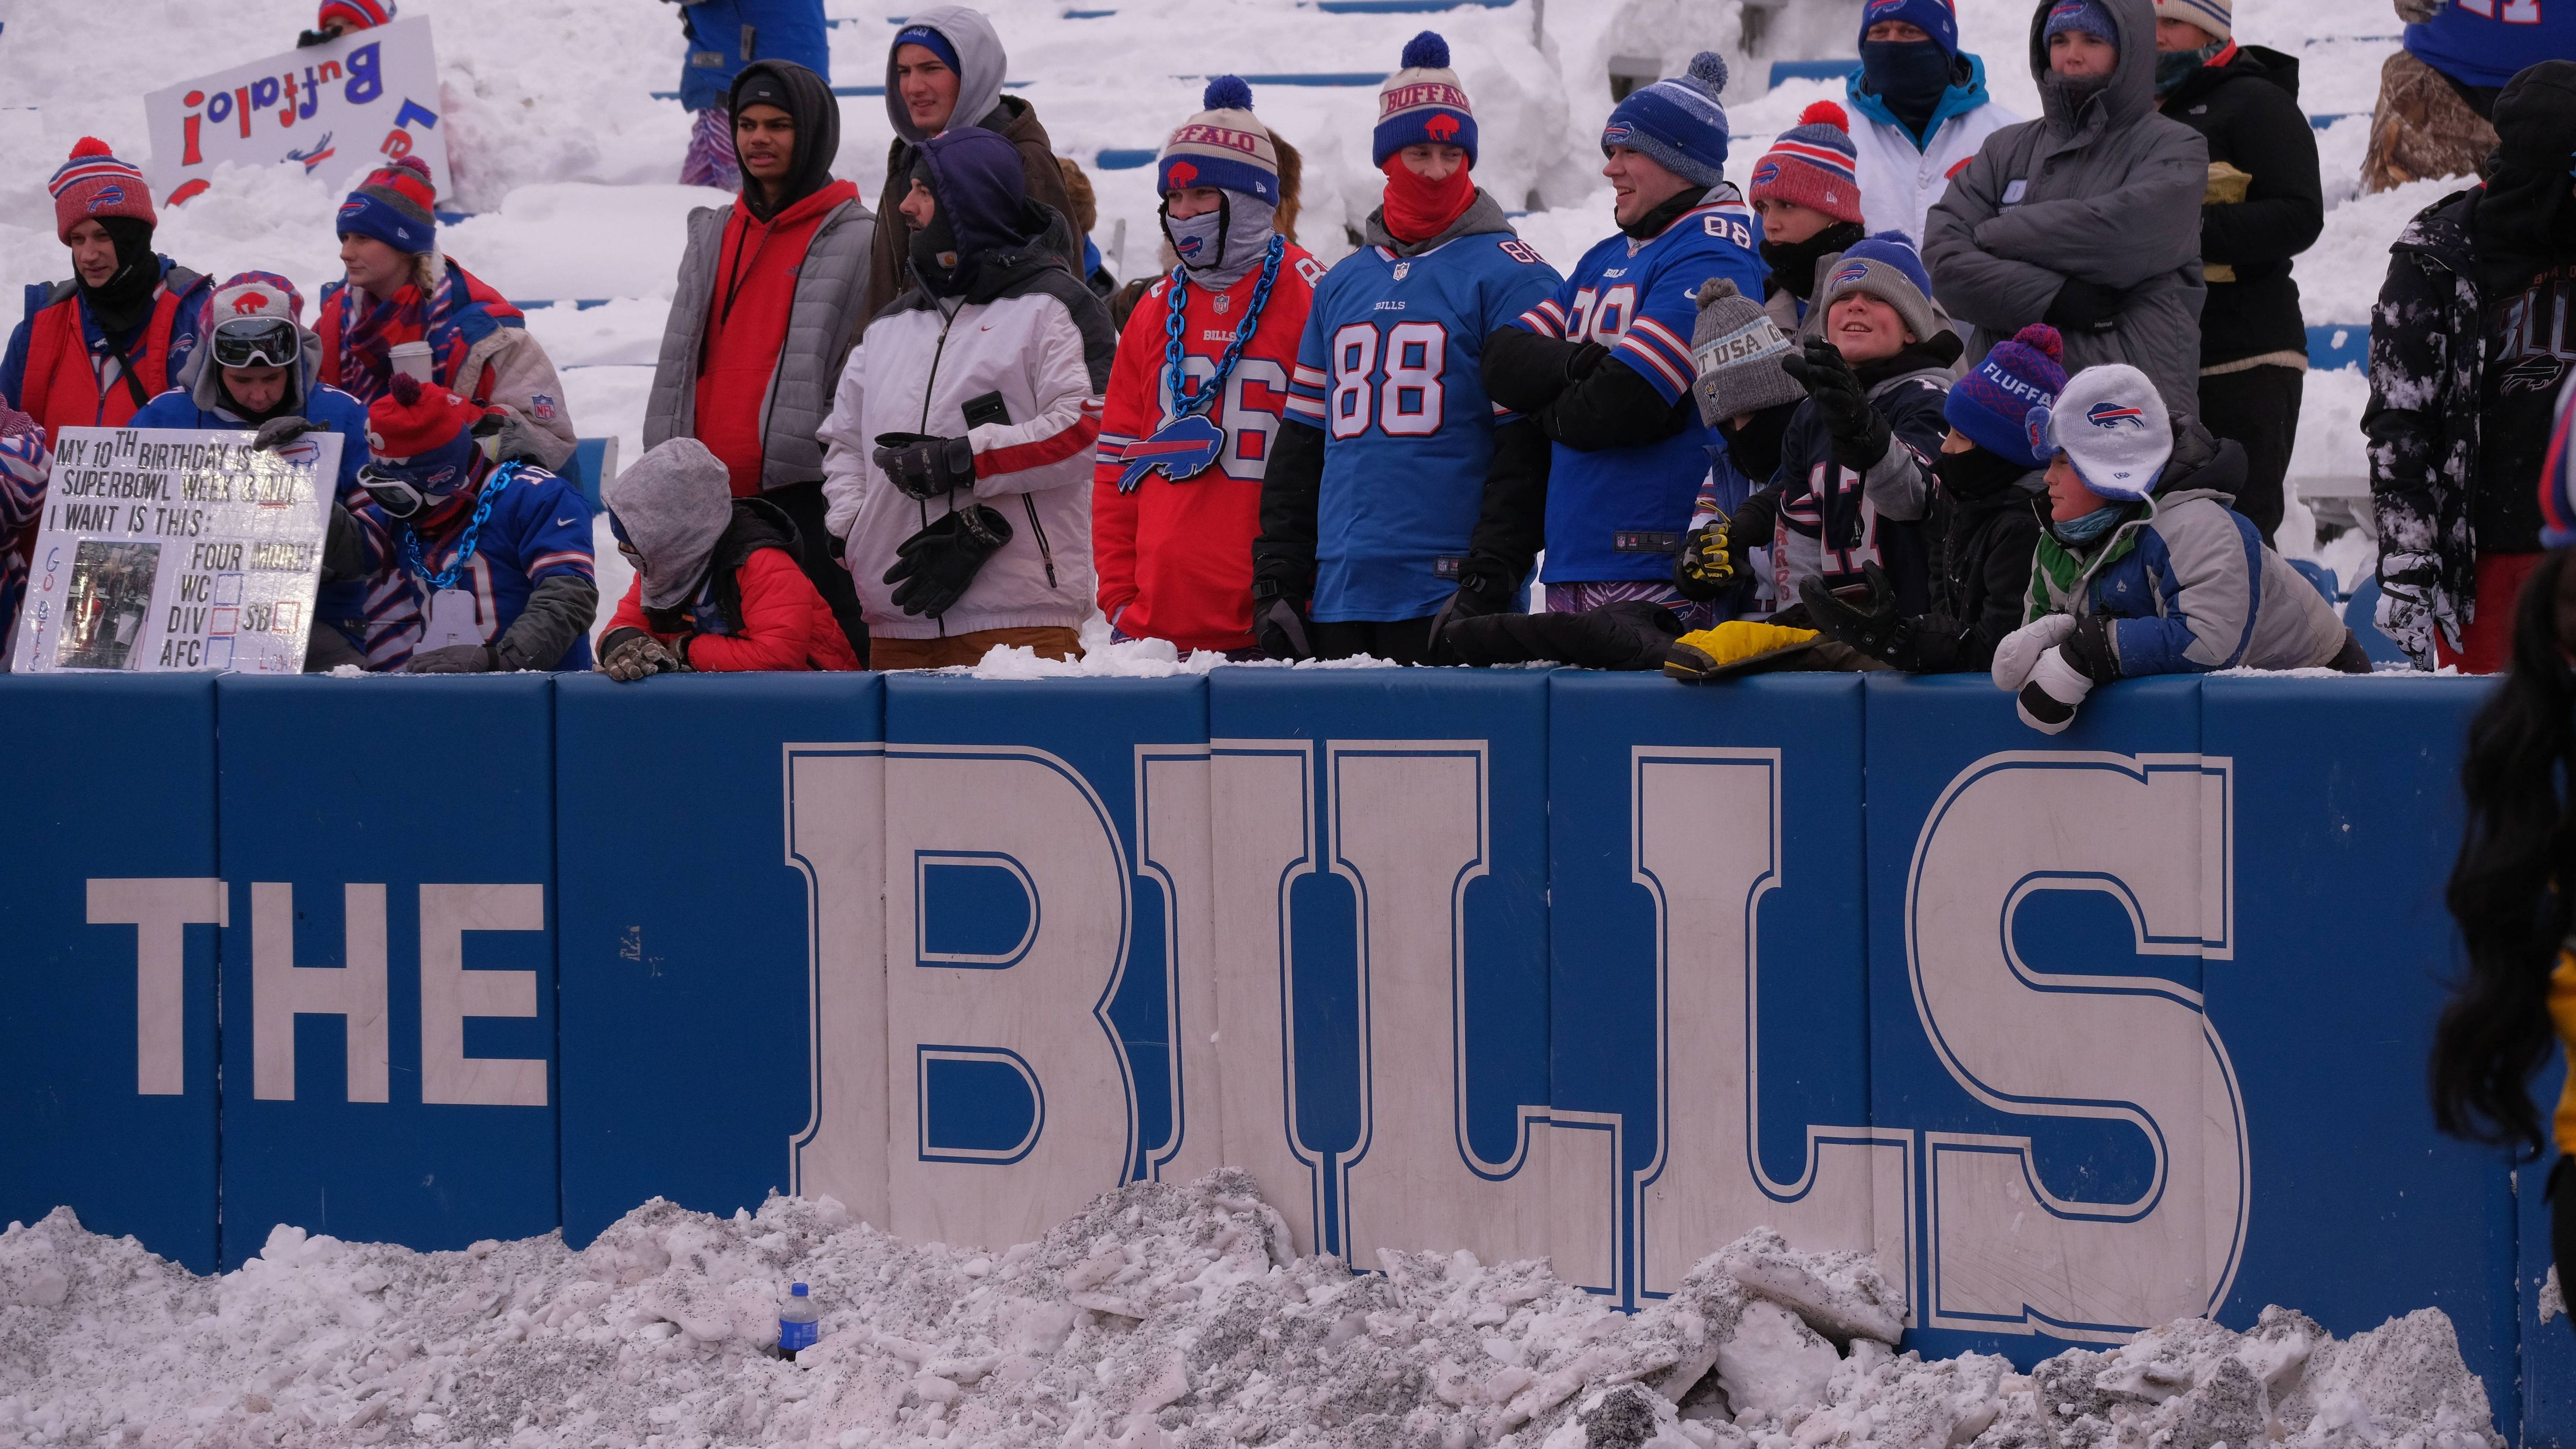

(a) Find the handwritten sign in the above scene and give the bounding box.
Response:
[141,18,449,208]
[10,427,341,674]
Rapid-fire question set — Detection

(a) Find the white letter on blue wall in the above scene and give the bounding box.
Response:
[786,747,890,1229]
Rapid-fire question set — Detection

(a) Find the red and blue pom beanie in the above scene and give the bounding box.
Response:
[1946,325,2069,467]
[1750,103,1863,226]
[1161,76,1281,203]
[1859,0,1959,53]
[318,0,396,31]
[1374,32,1478,166]
[1601,52,1732,187]
[364,372,483,488]
[49,137,155,244]
[337,155,438,254]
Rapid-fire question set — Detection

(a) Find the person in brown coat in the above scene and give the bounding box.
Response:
[861,7,1078,321]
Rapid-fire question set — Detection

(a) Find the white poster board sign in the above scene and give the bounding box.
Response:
[10,427,341,675]
[142,18,450,209]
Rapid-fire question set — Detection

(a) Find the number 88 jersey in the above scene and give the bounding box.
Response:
[1283,228,1563,623]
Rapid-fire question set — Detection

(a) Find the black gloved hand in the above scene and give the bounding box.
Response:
[884,504,1011,618]
[1782,337,1891,471]
[1250,583,1313,661]
[1673,521,1740,601]
[2045,278,2127,333]
[1481,327,1614,414]
[1798,562,1917,669]
[873,432,978,501]
[406,642,499,674]
[253,416,319,452]
[1427,561,1516,662]
[599,629,687,683]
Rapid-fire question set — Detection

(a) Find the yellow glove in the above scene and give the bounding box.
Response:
[1674,621,1819,667]
[2205,162,2252,206]
[1674,520,1739,600]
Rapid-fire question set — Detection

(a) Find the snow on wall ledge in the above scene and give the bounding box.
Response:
[0,1174,2506,1449]
[0,668,2562,1445]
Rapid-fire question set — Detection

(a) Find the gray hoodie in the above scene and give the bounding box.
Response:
[605,438,734,611]
[885,6,1008,146]
[1923,0,2209,416]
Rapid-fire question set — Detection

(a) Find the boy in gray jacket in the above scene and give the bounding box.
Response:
[1924,0,2209,417]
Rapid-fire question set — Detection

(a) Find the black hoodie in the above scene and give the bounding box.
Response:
[2159,45,2323,368]
[730,60,842,221]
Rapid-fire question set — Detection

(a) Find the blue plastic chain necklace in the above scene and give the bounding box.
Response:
[402,460,522,591]
[1160,233,1285,423]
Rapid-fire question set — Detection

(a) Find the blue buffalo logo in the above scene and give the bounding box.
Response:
[1832,263,1872,289]
[1174,230,1206,260]
[1118,414,1226,493]
[2087,402,2147,430]
[1602,122,1634,147]
[1752,161,1781,186]
[88,185,125,212]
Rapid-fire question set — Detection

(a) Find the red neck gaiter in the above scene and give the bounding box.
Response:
[1380,160,1476,245]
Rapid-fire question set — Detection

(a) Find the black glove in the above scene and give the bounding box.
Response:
[296,27,337,46]
[253,416,319,452]
[2045,279,2127,333]
[1481,327,1612,414]
[321,503,364,583]
[883,504,1011,619]
[406,642,499,674]
[873,432,978,501]
[1427,560,1516,660]
[1798,562,1917,669]
[1782,337,1891,472]
[1250,583,1313,661]
[1675,489,1776,603]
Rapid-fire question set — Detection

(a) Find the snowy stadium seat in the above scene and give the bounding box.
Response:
[557,438,622,515]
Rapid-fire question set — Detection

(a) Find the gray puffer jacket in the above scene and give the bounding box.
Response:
[1924,0,2209,416]
[643,199,877,491]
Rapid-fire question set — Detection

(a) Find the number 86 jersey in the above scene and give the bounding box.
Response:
[1283,227,1563,623]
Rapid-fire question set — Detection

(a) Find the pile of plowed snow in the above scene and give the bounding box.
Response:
[0,1170,2504,1449]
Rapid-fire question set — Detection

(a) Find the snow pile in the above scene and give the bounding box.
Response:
[0,1173,2503,1449]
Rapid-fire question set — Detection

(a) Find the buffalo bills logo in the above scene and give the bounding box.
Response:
[1425,113,1461,143]
[230,291,270,316]
[2500,354,2569,396]
[2026,408,2053,455]
[1175,230,1206,260]
[88,185,124,212]
[1832,262,1872,289]
[1752,161,1782,186]
[2087,402,2147,430]
[1166,161,1200,189]
[1117,414,1225,492]
[338,200,365,220]
[285,133,337,173]
[1601,122,1633,146]
[272,438,325,469]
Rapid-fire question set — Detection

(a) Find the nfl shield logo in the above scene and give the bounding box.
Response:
[1213,294,1231,315]
[1392,262,1412,281]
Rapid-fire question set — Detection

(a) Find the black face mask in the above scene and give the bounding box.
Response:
[80,217,162,338]
[1860,41,1955,135]
[1933,444,2034,503]
[1760,221,1869,301]
[908,194,971,297]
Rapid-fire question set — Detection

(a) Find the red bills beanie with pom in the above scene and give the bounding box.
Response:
[1749,104,1863,227]
[49,138,156,244]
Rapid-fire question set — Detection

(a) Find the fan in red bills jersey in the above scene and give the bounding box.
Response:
[1092,77,1321,655]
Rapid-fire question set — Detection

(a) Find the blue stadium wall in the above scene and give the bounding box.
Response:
[3,670,2565,1439]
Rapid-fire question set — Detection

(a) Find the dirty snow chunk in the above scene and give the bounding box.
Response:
[1714,1227,1904,1346]
[2545,1266,2565,1326]
[1715,1300,1840,1424]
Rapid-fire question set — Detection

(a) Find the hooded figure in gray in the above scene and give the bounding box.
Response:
[862,5,1079,321]
[1922,0,2209,416]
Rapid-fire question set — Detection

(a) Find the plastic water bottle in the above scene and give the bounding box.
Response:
[778,1282,820,1356]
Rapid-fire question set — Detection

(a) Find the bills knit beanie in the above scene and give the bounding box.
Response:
[1161,76,1281,203]
[1691,279,1808,427]
[1749,103,1864,227]
[2038,364,2172,502]
[1946,325,2067,467]
[317,0,396,31]
[1375,32,1478,166]
[365,371,483,481]
[2153,0,2230,41]
[337,155,438,254]
[1859,0,1960,53]
[209,271,306,327]
[49,138,155,244]
[1816,232,1939,345]
[2044,0,2120,45]
[891,23,961,75]
[1601,52,1732,187]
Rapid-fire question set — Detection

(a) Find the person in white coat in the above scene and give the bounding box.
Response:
[1845,0,2024,245]
[818,126,1115,669]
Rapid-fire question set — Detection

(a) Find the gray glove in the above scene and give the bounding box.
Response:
[599,630,685,683]
[2394,0,2444,21]
[405,642,498,674]
[253,416,319,451]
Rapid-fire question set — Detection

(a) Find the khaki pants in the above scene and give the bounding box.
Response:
[866,625,1083,671]
[2364,49,2497,195]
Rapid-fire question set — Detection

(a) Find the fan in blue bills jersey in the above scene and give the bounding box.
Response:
[1250,31,1564,666]
[1479,51,1767,632]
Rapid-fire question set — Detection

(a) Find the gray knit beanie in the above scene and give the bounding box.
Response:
[606,437,734,611]
[1691,278,1807,426]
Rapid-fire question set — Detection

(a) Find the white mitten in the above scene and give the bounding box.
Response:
[2016,647,2095,735]
[1991,613,2077,691]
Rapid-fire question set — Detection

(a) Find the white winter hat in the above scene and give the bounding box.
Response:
[2031,364,2172,502]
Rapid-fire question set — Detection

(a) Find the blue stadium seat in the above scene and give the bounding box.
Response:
[2341,579,2413,667]
[1096,149,1158,171]
[1769,59,1857,87]
[555,439,622,515]
[2287,558,2339,604]
[2307,324,2366,371]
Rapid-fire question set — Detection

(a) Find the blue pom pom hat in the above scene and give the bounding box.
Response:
[1374,31,1478,167]
[1159,75,1282,203]
[1601,51,1734,187]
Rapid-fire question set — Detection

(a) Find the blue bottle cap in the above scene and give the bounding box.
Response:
[791,1282,809,1295]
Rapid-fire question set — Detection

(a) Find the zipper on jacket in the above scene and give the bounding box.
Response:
[1022,495,1056,589]
[921,309,956,637]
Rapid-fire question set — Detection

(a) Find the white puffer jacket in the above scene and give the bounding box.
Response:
[819,236,1113,641]
[1845,58,2023,246]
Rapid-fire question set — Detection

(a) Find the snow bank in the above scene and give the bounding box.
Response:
[0,1173,2503,1449]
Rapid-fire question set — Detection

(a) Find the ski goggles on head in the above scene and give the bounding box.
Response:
[210,316,300,370]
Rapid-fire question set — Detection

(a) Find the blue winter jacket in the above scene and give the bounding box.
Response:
[676,0,832,112]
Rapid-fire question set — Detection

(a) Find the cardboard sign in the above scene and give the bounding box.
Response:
[10,427,340,675]
[141,18,450,209]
